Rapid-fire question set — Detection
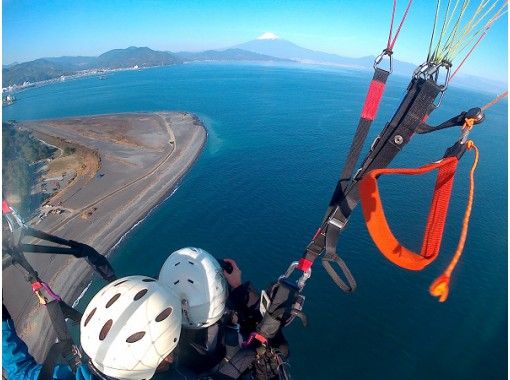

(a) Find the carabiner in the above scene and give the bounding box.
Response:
[279,261,311,290]
[374,49,393,73]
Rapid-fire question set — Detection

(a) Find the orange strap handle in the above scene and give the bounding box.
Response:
[359,156,460,271]
[429,141,479,302]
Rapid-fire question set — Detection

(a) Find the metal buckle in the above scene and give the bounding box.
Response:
[465,107,485,124]
[413,60,451,109]
[32,281,62,304]
[328,216,347,230]
[279,261,311,290]
[374,49,393,73]
[353,168,363,181]
[459,108,484,144]
[413,61,451,87]
[370,135,381,151]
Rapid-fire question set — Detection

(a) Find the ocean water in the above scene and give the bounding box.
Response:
[3,62,507,379]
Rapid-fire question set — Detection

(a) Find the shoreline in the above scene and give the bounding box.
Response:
[2,112,207,361]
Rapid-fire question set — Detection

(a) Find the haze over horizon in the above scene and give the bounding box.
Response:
[3,0,508,82]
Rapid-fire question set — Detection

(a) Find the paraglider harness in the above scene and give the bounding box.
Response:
[2,200,117,379]
[245,1,507,370]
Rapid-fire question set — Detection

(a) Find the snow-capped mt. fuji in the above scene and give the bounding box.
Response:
[256,32,280,40]
[234,34,375,69]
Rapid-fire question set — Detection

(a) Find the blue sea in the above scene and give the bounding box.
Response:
[3,62,507,379]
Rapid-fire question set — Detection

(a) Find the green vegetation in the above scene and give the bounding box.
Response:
[63,146,76,156]
[2,122,55,213]
[3,47,183,87]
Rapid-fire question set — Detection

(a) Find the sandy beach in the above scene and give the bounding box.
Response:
[2,112,206,361]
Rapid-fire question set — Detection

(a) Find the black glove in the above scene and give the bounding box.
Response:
[256,281,299,340]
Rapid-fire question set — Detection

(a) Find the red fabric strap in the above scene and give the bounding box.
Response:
[361,80,386,120]
[2,200,11,214]
[32,282,43,292]
[359,157,459,270]
[297,258,313,272]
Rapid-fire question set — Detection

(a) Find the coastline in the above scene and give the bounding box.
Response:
[2,112,207,361]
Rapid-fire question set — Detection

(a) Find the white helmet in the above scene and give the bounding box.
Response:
[80,276,182,380]
[159,247,227,329]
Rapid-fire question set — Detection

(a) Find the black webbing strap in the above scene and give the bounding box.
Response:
[337,67,391,197]
[59,301,83,323]
[38,342,66,380]
[44,300,81,373]
[305,77,442,291]
[299,68,391,292]
[343,77,442,202]
[214,348,256,379]
[21,227,116,282]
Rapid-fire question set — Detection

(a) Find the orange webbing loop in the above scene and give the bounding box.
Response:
[359,156,459,271]
[430,141,479,302]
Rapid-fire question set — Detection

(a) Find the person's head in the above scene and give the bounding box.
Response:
[159,247,227,329]
[80,275,182,380]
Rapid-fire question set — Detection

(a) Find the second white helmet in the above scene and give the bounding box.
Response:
[159,247,227,329]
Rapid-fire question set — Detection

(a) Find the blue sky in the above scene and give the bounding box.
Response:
[3,0,508,82]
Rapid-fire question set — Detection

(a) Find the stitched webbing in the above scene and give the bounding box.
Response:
[358,156,459,270]
[429,140,479,302]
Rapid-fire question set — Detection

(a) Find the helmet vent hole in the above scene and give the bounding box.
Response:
[99,319,113,341]
[106,293,121,308]
[114,280,128,287]
[155,307,173,322]
[173,280,179,285]
[142,278,155,282]
[84,307,96,327]
[174,262,181,266]
[134,289,148,301]
[174,338,177,343]
[126,331,146,343]
[187,279,194,284]
[188,261,195,265]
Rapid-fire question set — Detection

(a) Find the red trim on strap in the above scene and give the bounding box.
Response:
[311,227,322,241]
[254,333,268,345]
[32,282,43,292]
[361,80,386,120]
[297,258,313,272]
[2,200,11,214]
[359,157,459,270]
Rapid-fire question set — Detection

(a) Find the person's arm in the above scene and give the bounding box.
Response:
[2,304,43,380]
[2,304,93,380]
[222,259,262,337]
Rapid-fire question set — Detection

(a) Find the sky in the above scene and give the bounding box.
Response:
[2,0,508,82]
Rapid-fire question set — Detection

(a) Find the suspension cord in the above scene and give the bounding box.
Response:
[387,0,414,51]
[481,91,508,110]
[427,0,442,62]
[428,0,507,68]
[449,2,508,82]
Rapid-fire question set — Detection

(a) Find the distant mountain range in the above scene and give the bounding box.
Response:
[233,34,506,93]
[234,35,416,76]
[174,48,292,63]
[2,47,183,87]
[3,35,506,92]
[2,46,291,87]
